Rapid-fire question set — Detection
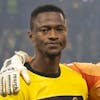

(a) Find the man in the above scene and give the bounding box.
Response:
[0,4,88,100]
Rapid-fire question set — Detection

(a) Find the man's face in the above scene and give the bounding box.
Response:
[30,12,67,57]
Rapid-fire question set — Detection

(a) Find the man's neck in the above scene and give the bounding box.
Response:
[30,54,61,74]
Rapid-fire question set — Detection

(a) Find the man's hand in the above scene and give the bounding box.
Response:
[0,51,31,96]
[0,65,20,96]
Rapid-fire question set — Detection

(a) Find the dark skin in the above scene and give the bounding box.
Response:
[28,12,67,74]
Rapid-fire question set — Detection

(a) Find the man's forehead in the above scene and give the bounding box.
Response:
[35,12,65,24]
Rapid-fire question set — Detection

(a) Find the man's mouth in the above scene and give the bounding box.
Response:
[46,42,61,48]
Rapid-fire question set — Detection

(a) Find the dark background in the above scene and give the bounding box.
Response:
[0,0,100,67]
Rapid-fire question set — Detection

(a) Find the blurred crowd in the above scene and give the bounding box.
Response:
[0,0,100,67]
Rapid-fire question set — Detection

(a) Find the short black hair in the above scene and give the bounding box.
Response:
[30,4,65,30]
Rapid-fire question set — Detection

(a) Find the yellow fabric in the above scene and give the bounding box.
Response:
[0,64,88,100]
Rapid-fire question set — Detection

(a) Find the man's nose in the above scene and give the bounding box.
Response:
[48,29,58,40]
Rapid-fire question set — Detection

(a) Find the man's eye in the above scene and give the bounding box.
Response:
[39,28,49,33]
[56,27,65,32]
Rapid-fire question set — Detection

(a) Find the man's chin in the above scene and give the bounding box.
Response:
[45,51,61,58]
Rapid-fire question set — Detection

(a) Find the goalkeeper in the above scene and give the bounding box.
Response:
[1,4,100,100]
[2,4,100,100]
[0,4,88,100]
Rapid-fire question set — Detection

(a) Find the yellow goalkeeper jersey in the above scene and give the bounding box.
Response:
[0,64,88,100]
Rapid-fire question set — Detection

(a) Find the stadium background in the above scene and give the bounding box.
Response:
[0,0,100,67]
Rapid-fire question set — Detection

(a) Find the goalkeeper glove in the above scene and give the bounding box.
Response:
[0,51,30,96]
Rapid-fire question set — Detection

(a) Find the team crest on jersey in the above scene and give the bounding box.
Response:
[72,97,79,100]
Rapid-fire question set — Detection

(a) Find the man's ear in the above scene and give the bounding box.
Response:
[28,31,35,42]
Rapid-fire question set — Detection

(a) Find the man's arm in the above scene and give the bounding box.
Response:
[68,62,100,100]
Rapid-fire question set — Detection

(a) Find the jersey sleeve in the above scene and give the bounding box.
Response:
[67,62,100,100]
[68,62,100,90]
